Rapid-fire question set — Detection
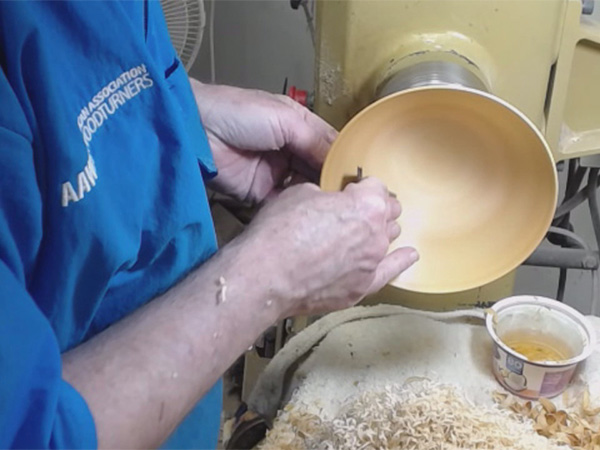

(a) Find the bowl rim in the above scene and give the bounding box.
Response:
[320,85,559,294]
[485,295,597,367]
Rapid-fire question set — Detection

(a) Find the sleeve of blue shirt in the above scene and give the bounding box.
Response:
[0,69,97,448]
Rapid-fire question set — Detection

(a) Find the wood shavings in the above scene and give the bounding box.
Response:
[216,276,227,305]
[250,312,600,450]
[494,387,600,449]
[258,380,561,450]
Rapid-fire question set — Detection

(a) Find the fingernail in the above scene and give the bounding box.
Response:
[409,250,420,263]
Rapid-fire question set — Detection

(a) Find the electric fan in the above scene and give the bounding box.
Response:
[160,0,206,71]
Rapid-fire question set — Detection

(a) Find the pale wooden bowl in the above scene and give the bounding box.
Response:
[321,87,558,294]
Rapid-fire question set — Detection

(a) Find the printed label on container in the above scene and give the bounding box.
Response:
[492,343,576,399]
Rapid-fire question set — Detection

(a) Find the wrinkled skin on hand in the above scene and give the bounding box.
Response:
[190,80,337,204]
[191,80,418,315]
[241,178,419,318]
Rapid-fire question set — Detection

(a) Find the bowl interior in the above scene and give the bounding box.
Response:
[321,87,557,293]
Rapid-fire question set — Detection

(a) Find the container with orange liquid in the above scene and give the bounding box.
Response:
[486,296,596,399]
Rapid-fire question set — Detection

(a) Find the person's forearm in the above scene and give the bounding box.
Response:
[62,235,284,449]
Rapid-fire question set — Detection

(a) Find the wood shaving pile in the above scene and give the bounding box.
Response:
[494,389,600,449]
[258,380,563,450]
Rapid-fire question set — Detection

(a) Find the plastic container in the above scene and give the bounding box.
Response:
[486,296,596,399]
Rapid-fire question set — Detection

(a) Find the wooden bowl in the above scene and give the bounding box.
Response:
[321,87,557,294]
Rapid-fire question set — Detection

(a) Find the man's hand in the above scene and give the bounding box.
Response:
[190,79,337,204]
[237,177,419,317]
